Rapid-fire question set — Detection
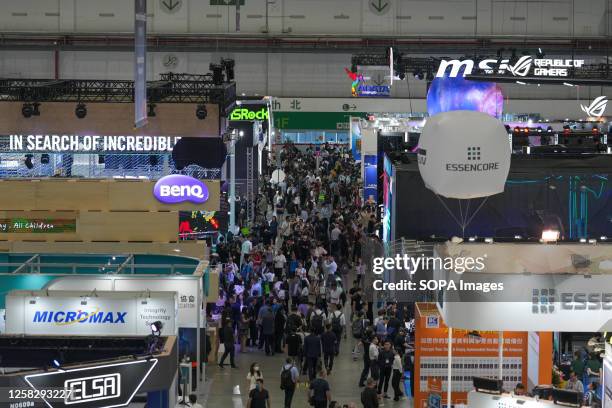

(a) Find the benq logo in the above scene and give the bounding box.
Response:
[153,175,209,204]
[580,96,608,118]
[65,373,120,405]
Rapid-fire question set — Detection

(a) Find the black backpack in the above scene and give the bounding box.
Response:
[331,312,343,333]
[311,312,324,333]
[280,366,294,390]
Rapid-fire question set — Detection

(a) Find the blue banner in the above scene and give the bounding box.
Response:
[363,154,377,203]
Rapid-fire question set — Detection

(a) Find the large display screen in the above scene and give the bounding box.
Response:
[427,75,503,119]
[179,211,228,239]
[382,154,393,243]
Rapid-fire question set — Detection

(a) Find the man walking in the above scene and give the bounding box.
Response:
[218,318,237,368]
[321,324,337,374]
[304,330,322,381]
[280,357,300,408]
[309,369,332,408]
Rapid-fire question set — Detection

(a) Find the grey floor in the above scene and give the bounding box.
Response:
[199,337,412,407]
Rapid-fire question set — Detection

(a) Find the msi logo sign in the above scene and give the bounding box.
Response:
[437,56,584,78]
[580,96,608,118]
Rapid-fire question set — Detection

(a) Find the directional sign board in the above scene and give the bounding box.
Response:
[160,0,182,14]
[369,0,391,15]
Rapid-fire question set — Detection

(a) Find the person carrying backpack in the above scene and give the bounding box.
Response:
[329,303,345,355]
[280,357,299,408]
[310,305,326,335]
[352,312,369,360]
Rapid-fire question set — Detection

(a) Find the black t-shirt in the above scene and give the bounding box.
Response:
[249,388,269,408]
[309,378,330,402]
[286,333,302,356]
[352,293,364,312]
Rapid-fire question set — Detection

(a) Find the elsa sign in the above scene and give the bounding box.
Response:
[153,175,209,204]
[418,110,510,199]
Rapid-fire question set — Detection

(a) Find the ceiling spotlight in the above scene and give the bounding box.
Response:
[21,103,33,118]
[398,71,406,80]
[413,69,424,80]
[24,154,34,169]
[239,130,245,137]
[196,104,208,120]
[222,58,235,82]
[580,238,587,243]
[601,236,608,241]
[484,237,494,244]
[41,154,50,164]
[209,63,224,85]
[75,103,87,119]
[32,102,40,116]
[147,103,156,117]
[536,48,545,58]
[150,321,163,336]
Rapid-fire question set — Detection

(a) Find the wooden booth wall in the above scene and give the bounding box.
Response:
[0,179,220,243]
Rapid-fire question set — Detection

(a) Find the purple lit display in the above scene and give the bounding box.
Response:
[426,75,503,119]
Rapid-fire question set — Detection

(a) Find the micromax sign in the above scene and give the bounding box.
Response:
[153,175,209,204]
[436,56,585,78]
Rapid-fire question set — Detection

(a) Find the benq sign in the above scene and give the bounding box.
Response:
[153,175,209,204]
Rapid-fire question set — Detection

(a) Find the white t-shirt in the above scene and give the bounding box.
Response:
[273,254,287,268]
[241,240,253,255]
[329,287,343,305]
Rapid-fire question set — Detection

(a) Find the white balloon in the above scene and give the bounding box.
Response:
[270,169,286,184]
[417,110,511,199]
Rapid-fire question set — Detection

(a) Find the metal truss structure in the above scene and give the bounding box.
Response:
[0,73,236,112]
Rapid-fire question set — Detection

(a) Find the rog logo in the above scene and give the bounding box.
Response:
[580,95,608,117]
[508,56,533,77]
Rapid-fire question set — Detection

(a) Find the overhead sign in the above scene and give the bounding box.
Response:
[229,106,269,121]
[153,175,209,204]
[436,55,585,78]
[5,135,180,153]
[0,218,76,234]
[24,359,157,408]
[5,293,176,336]
[344,68,391,97]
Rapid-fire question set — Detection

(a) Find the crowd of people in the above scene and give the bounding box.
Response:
[208,143,412,407]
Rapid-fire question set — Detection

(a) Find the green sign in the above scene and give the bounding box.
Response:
[0,218,76,233]
[230,107,269,121]
[273,112,366,130]
[210,0,245,5]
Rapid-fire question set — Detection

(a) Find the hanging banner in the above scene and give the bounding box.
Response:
[134,0,147,128]
[363,154,377,204]
[350,117,362,161]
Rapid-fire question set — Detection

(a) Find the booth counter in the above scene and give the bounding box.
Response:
[468,391,571,408]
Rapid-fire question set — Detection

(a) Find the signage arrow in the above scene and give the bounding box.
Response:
[370,0,389,13]
[161,0,182,12]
